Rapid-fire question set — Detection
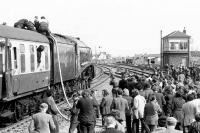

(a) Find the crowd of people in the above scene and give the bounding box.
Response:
[28,65,200,133]
[99,65,200,133]
[106,65,200,133]
[13,16,50,36]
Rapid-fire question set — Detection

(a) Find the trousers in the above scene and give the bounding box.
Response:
[78,121,94,133]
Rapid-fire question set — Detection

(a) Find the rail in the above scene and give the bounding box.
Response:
[0,66,108,132]
[100,64,153,79]
[90,65,111,89]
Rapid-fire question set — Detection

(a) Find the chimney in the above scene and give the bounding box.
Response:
[183,27,186,34]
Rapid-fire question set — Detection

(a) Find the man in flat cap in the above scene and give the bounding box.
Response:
[28,103,56,133]
[101,115,123,133]
[153,117,183,133]
[155,117,182,133]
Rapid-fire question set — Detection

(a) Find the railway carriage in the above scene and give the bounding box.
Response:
[0,25,94,124]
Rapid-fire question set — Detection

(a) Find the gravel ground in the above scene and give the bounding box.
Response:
[0,66,116,133]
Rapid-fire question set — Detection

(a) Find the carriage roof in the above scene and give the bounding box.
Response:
[65,35,90,48]
[0,25,49,43]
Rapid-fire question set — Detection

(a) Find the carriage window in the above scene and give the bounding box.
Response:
[0,41,5,73]
[30,45,35,72]
[0,44,3,52]
[45,46,49,70]
[37,45,44,66]
[20,44,25,73]
[13,47,17,69]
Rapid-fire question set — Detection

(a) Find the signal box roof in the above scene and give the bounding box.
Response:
[163,31,190,39]
[0,25,49,43]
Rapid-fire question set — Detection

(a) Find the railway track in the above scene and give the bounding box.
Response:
[0,66,110,133]
[101,63,154,78]
[0,64,151,133]
[90,65,111,89]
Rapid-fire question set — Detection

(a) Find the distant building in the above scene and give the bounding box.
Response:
[92,52,112,64]
[125,54,160,67]
[161,28,190,68]
[147,54,160,65]
[190,51,200,66]
[98,52,107,60]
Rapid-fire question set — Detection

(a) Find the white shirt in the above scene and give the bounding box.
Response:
[191,98,200,113]
[133,95,146,119]
[182,101,196,126]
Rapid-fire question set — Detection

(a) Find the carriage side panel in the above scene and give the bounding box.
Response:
[53,42,76,84]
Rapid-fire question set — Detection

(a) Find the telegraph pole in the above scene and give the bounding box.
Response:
[160,30,163,68]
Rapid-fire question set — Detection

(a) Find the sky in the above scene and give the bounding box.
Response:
[1,0,200,57]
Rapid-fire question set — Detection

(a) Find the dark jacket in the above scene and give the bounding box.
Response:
[172,97,185,122]
[44,96,58,115]
[144,102,162,125]
[154,92,166,109]
[100,95,113,116]
[38,21,49,34]
[164,94,174,116]
[14,19,28,29]
[111,96,129,121]
[34,20,40,31]
[127,81,136,92]
[25,21,35,31]
[76,97,98,123]
[118,79,127,90]
[39,22,48,29]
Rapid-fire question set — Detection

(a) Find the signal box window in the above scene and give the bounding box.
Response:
[179,42,184,50]
[30,45,35,72]
[179,42,188,50]
[170,42,175,50]
[44,46,49,70]
[20,44,25,73]
[184,42,188,49]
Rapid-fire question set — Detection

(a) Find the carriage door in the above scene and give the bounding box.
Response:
[11,41,20,94]
[0,38,5,99]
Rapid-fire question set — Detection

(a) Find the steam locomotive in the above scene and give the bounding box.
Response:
[0,25,95,123]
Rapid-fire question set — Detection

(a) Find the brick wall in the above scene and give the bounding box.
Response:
[163,53,188,67]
